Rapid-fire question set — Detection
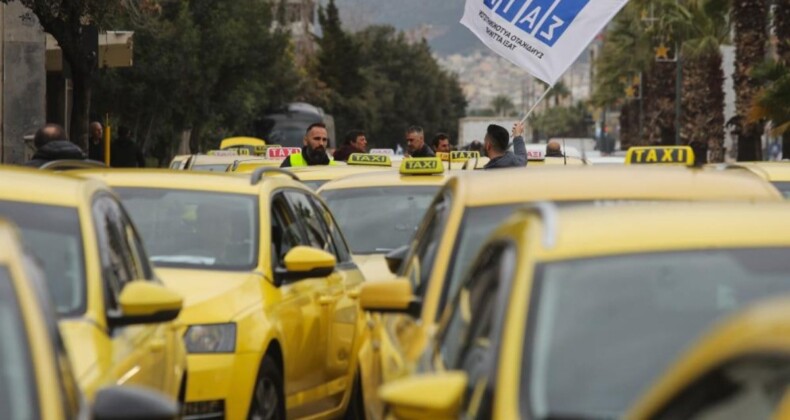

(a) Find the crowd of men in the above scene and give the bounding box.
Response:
[24,120,542,171]
[283,122,530,170]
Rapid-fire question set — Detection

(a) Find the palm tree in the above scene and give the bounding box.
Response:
[732,0,768,161]
[750,61,790,156]
[662,0,730,163]
[490,95,516,117]
[772,0,790,157]
[548,81,571,107]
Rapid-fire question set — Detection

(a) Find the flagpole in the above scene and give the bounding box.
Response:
[519,84,553,126]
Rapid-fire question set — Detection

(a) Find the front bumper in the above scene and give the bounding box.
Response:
[184,352,261,420]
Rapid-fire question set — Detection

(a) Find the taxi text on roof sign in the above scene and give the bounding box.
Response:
[451,151,480,162]
[527,150,545,161]
[267,147,302,160]
[347,153,392,167]
[400,157,445,175]
[626,146,695,166]
[208,149,248,156]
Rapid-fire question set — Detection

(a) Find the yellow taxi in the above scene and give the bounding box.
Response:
[186,151,265,172]
[526,145,586,166]
[0,167,187,401]
[375,202,790,419]
[628,296,790,419]
[317,156,448,280]
[219,137,267,153]
[0,218,180,419]
[710,161,790,198]
[77,168,369,420]
[355,164,782,419]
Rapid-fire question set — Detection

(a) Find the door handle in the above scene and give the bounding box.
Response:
[148,339,166,352]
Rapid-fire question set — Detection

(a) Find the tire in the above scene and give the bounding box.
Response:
[343,371,366,420]
[248,356,285,420]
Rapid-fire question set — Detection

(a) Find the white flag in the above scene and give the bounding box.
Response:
[461,0,628,85]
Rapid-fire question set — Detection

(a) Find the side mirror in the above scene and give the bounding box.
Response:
[386,245,410,275]
[275,246,337,286]
[359,278,421,317]
[93,385,179,420]
[379,372,468,420]
[110,282,183,327]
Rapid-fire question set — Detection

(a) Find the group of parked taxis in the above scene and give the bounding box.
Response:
[5,141,790,420]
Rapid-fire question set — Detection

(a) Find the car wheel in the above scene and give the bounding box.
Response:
[343,371,366,420]
[249,356,285,420]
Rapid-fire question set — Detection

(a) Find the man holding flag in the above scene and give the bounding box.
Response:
[484,122,528,169]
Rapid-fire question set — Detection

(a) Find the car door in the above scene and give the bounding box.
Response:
[305,193,363,400]
[92,195,162,391]
[269,191,329,410]
[435,241,516,420]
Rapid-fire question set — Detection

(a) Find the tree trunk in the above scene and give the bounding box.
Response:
[682,52,725,163]
[642,61,677,146]
[69,69,92,152]
[619,101,640,149]
[775,0,790,63]
[732,0,768,161]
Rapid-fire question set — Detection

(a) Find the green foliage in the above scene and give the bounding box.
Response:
[316,20,467,148]
[751,60,790,135]
[93,0,300,163]
[529,103,590,140]
[490,95,517,117]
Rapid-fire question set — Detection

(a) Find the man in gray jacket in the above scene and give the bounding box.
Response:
[483,122,527,169]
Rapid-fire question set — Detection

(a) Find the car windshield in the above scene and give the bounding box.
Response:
[116,188,259,270]
[192,164,230,172]
[0,201,85,317]
[304,180,327,190]
[771,182,790,199]
[321,186,440,254]
[0,267,38,420]
[440,205,518,316]
[524,248,790,420]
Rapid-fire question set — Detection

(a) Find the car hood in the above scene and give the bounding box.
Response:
[352,254,394,282]
[156,268,265,325]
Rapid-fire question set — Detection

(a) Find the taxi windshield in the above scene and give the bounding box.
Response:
[116,188,259,271]
[524,248,790,419]
[321,186,440,254]
[0,267,38,420]
[771,182,790,199]
[0,200,85,317]
[440,205,518,316]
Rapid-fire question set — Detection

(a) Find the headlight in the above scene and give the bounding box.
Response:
[184,323,236,353]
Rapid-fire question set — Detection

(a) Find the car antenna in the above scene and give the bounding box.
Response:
[563,138,567,166]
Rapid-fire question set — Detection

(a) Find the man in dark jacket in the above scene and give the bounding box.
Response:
[110,126,146,168]
[25,124,87,167]
[483,123,528,169]
[405,126,435,158]
[87,121,105,162]
[333,129,368,162]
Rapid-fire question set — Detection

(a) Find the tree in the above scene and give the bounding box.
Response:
[0,0,152,149]
[749,61,790,153]
[490,95,516,117]
[662,0,729,163]
[731,0,768,161]
[772,0,790,157]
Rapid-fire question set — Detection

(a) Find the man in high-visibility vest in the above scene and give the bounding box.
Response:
[281,123,338,167]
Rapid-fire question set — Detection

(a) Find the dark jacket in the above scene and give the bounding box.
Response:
[484,136,528,169]
[110,138,145,168]
[88,138,105,162]
[410,143,435,158]
[280,146,332,168]
[25,141,87,168]
[333,144,361,162]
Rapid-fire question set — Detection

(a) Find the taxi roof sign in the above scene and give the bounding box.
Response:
[267,147,302,160]
[626,146,695,166]
[527,150,545,161]
[450,151,480,162]
[347,153,392,167]
[208,149,248,156]
[400,157,444,175]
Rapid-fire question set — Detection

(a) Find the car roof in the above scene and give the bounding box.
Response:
[318,169,448,191]
[451,166,782,207]
[627,296,790,419]
[0,166,106,207]
[72,168,302,194]
[191,154,263,165]
[735,162,790,182]
[508,202,790,261]
[0,220,22,267]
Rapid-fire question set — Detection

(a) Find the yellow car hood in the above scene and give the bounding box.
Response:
[352,254,394,282]
[156,268,265,325]
[59,318,110,390]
